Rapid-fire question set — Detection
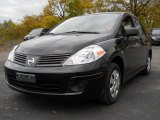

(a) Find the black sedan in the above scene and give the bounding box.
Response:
[150,28,160,45]
[5,12,152,104]
[24,28,50,41]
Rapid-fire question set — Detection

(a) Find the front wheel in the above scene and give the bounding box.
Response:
[98,63,121,104]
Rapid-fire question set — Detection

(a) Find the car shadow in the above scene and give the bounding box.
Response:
[4,68,160,120]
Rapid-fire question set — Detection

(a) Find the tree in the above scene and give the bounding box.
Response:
[109,0,151,17]
[22,16,41,33]
[93,0,109,12]
[2,20,15,29]
[145,0,160,29]
[43,5,54,16]
[66,0,94,17]
[40,15,60,28]
[46,0,68,19]
[45,0,94,18]
[0,23,2,28]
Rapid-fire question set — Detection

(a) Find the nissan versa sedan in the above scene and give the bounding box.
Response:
[150,28,160,45]
[24,28,50,41]
[4,12,152,104]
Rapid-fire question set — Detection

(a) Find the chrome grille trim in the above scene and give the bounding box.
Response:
[36,54,70,66]
[13,53,71,67]
[14,53,27,65]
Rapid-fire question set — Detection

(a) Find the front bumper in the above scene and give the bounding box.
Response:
[151,39,160,45]
[4,60,108,99]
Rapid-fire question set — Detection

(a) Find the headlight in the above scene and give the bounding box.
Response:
[63,45,106,66]
[152,36,156,40]
[8,45,19,62]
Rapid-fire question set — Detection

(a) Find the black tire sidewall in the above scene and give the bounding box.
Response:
[99,63,121,104]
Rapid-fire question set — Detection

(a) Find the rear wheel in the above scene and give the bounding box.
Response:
[98,63,121,104]
[142,56,151,75]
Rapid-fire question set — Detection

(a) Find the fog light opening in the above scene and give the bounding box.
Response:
[70,81,87,92]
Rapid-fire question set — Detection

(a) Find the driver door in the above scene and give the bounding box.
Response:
[120,16,142,76]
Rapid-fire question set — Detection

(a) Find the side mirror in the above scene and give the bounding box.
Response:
[124,28,139,37]
[40,29,51,36]
[40,31,47,36]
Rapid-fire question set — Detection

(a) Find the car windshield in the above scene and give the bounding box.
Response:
[50,14,120,34]
[29,28,43,35]
[152,29,160,35]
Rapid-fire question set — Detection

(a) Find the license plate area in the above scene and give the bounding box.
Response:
[16,73,36,83]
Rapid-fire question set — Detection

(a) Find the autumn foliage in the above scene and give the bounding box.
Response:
[1,0,160,48]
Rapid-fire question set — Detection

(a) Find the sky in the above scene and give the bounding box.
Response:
[0,0,48,23]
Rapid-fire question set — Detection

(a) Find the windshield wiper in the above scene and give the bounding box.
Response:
[46,33,55,35]
[60,31,100,34]
[47,31,100,35]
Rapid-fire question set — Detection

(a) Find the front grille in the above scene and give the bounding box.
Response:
[14,53,27,65]
[13,53,71,67]
[36,54,71,66]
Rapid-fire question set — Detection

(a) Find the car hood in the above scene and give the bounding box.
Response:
[16,34,111,55]
[25,34,39,38]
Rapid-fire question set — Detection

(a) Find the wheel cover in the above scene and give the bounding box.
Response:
[109,70,120,98]
[147,57,151,72]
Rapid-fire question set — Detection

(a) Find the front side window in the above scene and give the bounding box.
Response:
[50,14,120,34]
[118,16,134,36]
[122,17,134,29]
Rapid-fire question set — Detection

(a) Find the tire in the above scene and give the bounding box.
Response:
[98,63,121,105]
[142,55,151,75]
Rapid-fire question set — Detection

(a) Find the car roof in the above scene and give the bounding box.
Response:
[92,12,125,15]
[83,12,137,19]
[152,28,160,30]
[85,12,132,16]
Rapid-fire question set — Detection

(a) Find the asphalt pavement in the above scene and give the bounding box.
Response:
[0,46,160,120]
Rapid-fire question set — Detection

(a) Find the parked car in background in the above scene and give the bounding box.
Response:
[150,28,160,45]
[24,28,50,41]
[5,12,152,104]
